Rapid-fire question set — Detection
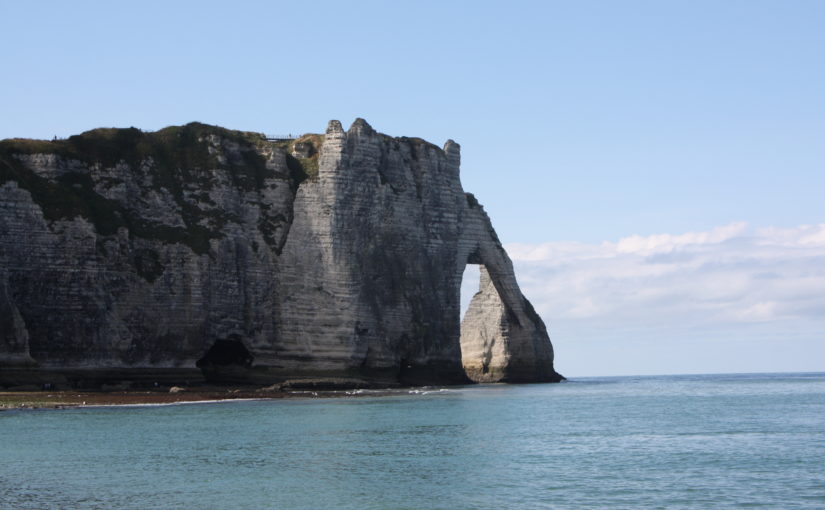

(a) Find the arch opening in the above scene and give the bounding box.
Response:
[459,264,481,323]
[459,263,509,382]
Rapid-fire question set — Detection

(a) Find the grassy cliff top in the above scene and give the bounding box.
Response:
[0,123,296,256]
[0,122,270,165]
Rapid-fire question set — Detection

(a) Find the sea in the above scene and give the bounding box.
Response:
[2,372,824,510]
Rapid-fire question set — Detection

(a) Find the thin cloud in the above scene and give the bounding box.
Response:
[506,223,825,328]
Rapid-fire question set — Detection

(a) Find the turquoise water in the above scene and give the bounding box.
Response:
[2,373,824,509]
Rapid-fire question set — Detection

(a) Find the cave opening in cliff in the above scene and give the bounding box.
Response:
[195,335,254,381]
[196,335,254,370]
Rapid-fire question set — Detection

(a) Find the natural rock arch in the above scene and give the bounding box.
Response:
[454,212,561,383]
[0,118,562,388]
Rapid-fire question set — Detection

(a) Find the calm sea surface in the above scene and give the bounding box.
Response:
[2,373,824,509]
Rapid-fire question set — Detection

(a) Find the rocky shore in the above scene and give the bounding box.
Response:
[0,379,414,410]
[0,387,279,410]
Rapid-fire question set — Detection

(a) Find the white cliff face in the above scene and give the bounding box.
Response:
[0,120,561,388]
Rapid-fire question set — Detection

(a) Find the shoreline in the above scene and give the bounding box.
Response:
[0,386,320,411]
[0,384,454,411]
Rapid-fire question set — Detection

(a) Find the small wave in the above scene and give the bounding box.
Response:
[79,398,267,409]
[408,388,456,395]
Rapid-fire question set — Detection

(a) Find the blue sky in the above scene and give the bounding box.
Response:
[3,1,823,376]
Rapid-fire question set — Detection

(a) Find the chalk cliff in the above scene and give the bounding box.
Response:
[0,119,563,388]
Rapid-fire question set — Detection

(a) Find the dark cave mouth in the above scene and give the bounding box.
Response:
[196,337,254,368]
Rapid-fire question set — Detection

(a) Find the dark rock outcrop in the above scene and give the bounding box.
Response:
[0,120,563,388]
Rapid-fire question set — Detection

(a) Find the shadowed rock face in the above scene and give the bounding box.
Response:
[0,119,563,388]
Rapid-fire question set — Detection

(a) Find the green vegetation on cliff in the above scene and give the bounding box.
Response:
[0,122,275,190]
[0,123,285,255]
[273,133,324,185]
